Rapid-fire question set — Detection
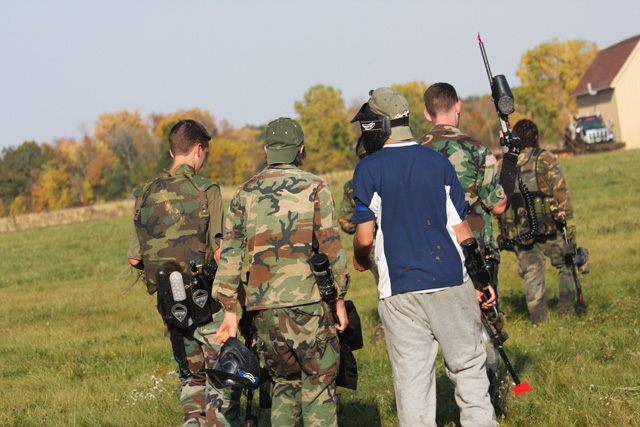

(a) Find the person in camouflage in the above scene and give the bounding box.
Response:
[338,142,384,342]
[214,118,350,427]
[500,119,578,324]
[420,83,512,296]
[127,119,240,427]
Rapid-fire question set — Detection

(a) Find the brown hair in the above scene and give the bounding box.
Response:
[168,119,211,155]
[423,82,458,118]
[512,119,538,148]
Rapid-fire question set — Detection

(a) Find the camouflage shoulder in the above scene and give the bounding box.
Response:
[133,180,155,198]
[539,148,559,163]
[190,174,217,191]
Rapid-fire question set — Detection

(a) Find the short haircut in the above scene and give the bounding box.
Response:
[423,82,458,118]
[513,119,538,148]
[168,119,211,156]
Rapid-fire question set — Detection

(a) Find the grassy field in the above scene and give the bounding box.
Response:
[1,150,639,426]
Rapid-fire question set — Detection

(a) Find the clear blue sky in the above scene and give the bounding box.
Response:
[1,0,638,150]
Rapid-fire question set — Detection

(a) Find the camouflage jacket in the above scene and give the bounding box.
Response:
[420,124,504,259]
[518,147,573,222]
[338,179,356,235]
[215,164,349,313]
[127,164,224,290]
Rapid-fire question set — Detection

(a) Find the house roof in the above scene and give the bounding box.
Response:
[572,35,640,97]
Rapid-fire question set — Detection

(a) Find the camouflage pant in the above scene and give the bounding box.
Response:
[514,234,577,323]
[254,301,340,427]
[176,309,241,427]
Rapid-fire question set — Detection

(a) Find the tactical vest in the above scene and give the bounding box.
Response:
[499,147,557,244]
[134,170,218,328]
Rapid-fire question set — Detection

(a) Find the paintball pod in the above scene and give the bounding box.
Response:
[562,226,588,314]
[155,261,221,376]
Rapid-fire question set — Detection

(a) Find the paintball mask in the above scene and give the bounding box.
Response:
[351,102,391,155]
[206,337,263,390]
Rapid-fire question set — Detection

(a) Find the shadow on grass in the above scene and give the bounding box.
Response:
[338,398,384,426]
[500,291,530,318]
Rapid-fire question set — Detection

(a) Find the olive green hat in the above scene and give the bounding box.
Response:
[265,118,304,165]
[369,87,413,141]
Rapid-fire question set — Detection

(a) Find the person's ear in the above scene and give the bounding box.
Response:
[169,149,175,159]
[424,109,434,122]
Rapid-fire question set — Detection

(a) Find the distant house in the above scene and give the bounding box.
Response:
[572,35,640,149]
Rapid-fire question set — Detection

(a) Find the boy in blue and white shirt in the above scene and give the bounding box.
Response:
[352,87,498,427]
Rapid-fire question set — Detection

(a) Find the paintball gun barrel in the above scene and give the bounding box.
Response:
[479,33,539,249]
[481,291,531,396]
[562,226,588,314]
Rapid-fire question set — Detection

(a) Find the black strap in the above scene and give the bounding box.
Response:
[390,116,409,128]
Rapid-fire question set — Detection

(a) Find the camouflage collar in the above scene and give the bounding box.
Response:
[431,123,462,134]
[172,164,197,176]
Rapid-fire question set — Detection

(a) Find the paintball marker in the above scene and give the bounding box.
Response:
[481,291,532,396]
[562,226,588,315]
[478,33,538,249]
[310,251,361,390]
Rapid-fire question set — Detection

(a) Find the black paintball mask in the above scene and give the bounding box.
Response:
[351,102,391,155]
[206,337,264,390]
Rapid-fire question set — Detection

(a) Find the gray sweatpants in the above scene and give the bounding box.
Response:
[378,279,498,427]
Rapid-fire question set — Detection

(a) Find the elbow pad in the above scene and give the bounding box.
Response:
[461,238,490,290]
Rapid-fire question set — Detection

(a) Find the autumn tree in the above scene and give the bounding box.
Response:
[0,141,53,215]
[514,39,598,142]
[207,138,254,186]
[215,125,264,178]
[94,110,155,185]
[295,85,355,174]
[31,165,72,212]
[391,81,431,139]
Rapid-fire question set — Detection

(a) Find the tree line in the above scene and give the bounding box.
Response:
[0,39,597,218]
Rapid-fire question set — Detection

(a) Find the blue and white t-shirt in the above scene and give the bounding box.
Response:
[352,141,469,299]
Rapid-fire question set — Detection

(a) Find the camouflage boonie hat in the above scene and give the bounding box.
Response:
[369,87,413,141]
[265,118,304,165]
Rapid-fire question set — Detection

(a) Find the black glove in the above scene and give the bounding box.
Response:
[501,130,521,158]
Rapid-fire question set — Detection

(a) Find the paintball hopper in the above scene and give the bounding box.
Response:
[206,337,263,390]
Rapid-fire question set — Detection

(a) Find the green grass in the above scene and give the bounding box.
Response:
[1,150,639,426]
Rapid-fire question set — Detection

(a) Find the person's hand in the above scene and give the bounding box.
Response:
[476,285,496,310]
[334,299,349,333]
[353,254,372,272]
[214,310,238,345]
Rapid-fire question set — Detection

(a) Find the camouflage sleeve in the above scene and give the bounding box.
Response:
[205,184,224,261]
[126,219,141,260]
[476,146,505,210]
[214,190,246,313]
[315,182,349,299]
[338,179,356,235]
[538,150,574,220]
